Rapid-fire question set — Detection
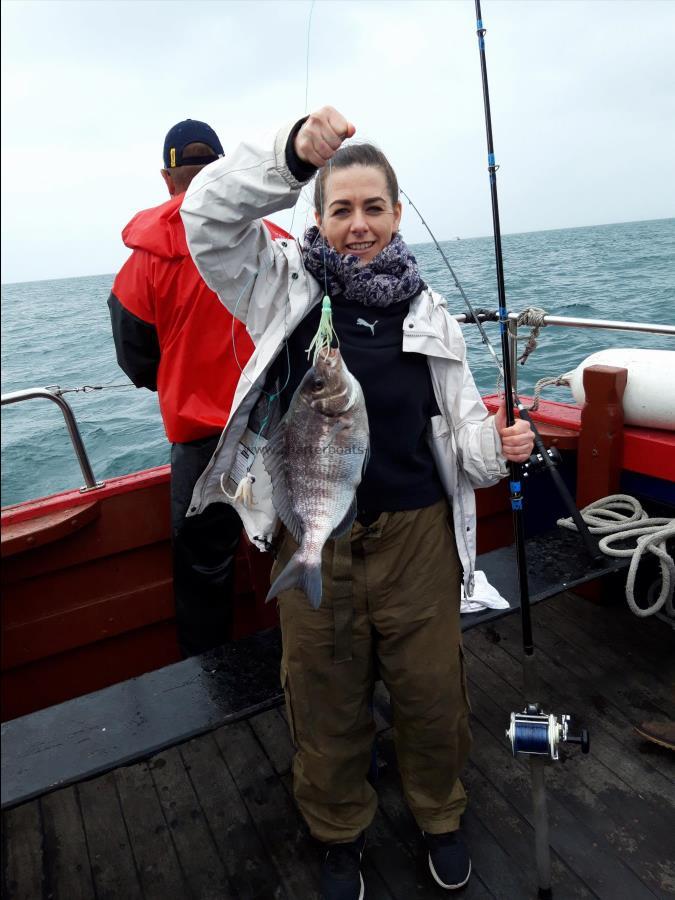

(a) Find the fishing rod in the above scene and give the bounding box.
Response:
[473,4,589,898]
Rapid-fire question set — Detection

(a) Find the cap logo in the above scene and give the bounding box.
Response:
[170,147,176,167]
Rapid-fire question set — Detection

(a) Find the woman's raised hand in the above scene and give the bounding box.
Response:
[494,401,535,463]
[294,107,356,167]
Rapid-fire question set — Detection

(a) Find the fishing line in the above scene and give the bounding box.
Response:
[400,188,504,381]
[305,0,316,114]
[286,0,318,242]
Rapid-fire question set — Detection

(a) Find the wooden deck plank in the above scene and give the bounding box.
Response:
[554,590,674,661]
[77,771,144,900]
[493,610,675,786]
[521,599,675,716]
[464,620,675,786]
[546,593,675,692]
[369,707,579,899]
[214,719,322,899]
[463,625,675,812]
[460,762,596,899]
[1,801,44,900]
[114,760,190,900]
[367,683,595,898]
[464,639,675,897]
[40,787,96,900]
[180,731,289,900]
[248,707,295,776]
[467,682,660,899]
[149,745,235,899]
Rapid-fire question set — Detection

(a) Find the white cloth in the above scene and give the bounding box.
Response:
[461,570,510,614]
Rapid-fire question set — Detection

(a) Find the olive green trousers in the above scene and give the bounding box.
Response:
[273,499,472,844]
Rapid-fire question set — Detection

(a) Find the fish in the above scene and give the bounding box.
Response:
[263,348,369,609]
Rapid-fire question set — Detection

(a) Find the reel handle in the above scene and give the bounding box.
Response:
[565,728,590,754]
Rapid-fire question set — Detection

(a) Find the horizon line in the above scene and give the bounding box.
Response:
[2,215,673,288]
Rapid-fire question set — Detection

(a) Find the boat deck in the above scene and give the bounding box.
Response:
[3,590,674,900]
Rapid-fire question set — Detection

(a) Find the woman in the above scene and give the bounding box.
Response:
[181,107,534,900]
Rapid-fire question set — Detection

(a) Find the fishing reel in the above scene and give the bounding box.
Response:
[506,705,590,760]
[521,446,562,479]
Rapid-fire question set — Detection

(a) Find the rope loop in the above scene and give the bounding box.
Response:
[557,495,674,618]
[526,375,570,412]
[516,306,548,366]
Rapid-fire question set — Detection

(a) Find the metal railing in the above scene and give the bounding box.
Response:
[1,387,104,492]
[453,312,675,392]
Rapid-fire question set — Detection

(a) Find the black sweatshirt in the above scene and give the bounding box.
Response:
[276,295,444,522]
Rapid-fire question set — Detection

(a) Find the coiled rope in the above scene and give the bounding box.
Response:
[557,495,675,618]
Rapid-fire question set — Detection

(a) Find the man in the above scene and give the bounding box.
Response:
[108,119,253,657]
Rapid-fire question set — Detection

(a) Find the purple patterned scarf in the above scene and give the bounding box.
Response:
[301,226,425,308]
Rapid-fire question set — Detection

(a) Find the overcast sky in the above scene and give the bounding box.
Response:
[2,0,674,284]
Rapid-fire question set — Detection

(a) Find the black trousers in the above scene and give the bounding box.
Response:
[171,436,242,658]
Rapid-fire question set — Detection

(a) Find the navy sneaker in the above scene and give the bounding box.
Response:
[320,833,366,900]
[423,830,472,890]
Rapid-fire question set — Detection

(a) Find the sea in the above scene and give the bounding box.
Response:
[2,218,674,508]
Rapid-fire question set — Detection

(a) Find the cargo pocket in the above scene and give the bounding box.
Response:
[459,646,472,714]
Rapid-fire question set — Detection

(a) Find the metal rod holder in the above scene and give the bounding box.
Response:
[508,318,519,396]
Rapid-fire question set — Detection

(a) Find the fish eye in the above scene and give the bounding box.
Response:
[312,378,325,391]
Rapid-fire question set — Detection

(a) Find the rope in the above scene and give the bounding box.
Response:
[557,495,675,618]
[526,375,570,412]
[516,306,548,366]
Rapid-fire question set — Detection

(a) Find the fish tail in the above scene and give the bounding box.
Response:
[266,553,323,609]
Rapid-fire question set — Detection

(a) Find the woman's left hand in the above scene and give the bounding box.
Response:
[494,400,535,463]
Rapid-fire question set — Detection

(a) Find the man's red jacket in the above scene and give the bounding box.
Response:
[108,194,288,443]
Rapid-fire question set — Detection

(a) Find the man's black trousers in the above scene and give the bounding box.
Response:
[171,435,242,658]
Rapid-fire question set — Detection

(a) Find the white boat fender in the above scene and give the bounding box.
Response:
[564,348,675,431]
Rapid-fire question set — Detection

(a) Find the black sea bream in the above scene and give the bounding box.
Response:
[263,349,369,608]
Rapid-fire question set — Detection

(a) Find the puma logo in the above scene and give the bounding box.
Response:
[356,318,378,336]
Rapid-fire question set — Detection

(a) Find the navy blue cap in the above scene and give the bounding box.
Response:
[163,119,224,168]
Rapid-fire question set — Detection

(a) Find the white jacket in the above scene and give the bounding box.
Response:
[181,124,508,594]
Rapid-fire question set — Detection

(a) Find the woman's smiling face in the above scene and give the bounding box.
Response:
[315,165,402,264]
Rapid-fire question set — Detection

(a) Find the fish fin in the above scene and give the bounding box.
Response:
[266,554,323,609]
[329,497,357,540]
[261,419,304,545]
[321,420,349,451]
